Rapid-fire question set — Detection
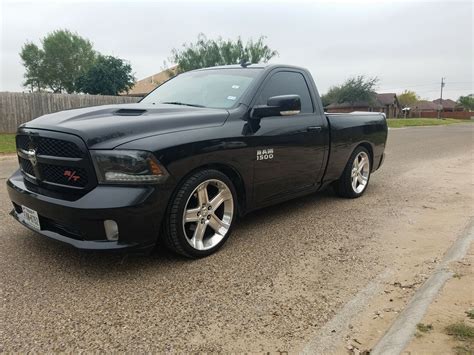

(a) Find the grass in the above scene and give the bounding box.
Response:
[387,118,471,128]
[417,323,434,333]
[466,309,474,320]
[0,134,16,154]
[445,322,474,341]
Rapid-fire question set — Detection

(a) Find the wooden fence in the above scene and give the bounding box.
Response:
[0,92,141,133]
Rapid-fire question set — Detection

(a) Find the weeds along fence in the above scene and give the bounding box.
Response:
[0,92,141,133]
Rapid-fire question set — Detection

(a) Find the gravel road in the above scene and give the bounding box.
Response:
[1,124,473,352]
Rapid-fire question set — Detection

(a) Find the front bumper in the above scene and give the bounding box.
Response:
[7,170,169,252]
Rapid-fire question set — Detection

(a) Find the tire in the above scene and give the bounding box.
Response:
[334,146,371,198]
[163,169,237,258]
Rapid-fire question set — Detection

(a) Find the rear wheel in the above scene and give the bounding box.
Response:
[335,146,371,198]
[164,169,236,258]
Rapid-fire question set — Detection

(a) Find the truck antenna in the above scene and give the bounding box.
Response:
[240,59,251,68]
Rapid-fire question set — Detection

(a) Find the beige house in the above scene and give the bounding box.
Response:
[124,66,178,97]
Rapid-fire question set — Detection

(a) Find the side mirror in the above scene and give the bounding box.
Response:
[251,95,301,119]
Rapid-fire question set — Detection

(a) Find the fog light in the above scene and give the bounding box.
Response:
[104,220,119,241]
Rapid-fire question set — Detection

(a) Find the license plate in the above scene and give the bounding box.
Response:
[22,205,41,231]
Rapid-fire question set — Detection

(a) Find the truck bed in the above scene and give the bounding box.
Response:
[323,112,388,184]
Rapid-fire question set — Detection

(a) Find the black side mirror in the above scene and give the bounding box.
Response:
[251,95,301,119]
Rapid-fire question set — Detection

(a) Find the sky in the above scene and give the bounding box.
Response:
[0,0,472,100]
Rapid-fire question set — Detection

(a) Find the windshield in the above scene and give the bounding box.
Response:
[141,68,262,109]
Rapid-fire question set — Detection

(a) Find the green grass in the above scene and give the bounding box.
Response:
[387,118,471,128]
[445,322,474,341]
[0,134,16,154]
[466,309,474,320]
[417,323,434,333]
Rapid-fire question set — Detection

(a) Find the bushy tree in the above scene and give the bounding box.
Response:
[322,76,379,107]
[321,88,339,108]
[398,90,419,108]
[20,43,44,91]
[76,55,135,95]
[20,29,96,93]
[170,33,278,72]
[457,94,474,111]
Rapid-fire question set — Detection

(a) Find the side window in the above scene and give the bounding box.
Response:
[257,71,313,113]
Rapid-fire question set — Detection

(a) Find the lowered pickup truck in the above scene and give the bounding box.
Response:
[7,64,387,257]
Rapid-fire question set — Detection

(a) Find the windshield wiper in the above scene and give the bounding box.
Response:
[160,101,205,108]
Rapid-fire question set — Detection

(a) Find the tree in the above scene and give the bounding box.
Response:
[19,29,96,93]
[170,33,278,72]
[457,94,474,111]
[398,90,419,108]
[20,43,45,92]
[76,55,135,95]
[321,87,340,108]
[322,76,379,107]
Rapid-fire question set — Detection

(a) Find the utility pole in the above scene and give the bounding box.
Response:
[438,77,445,119]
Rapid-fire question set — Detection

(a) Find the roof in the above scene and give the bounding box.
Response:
[376,93,398,106]
[124,66,178,97]
[432,98,457,109]
[410,100,438,110]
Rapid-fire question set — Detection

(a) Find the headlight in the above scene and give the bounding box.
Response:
[91,150,168,184]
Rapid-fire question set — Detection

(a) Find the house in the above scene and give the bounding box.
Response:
[406,99,471,118]
[432,98,462,112]
[408,99,463,117]
[409,100,438,115]
[325,93,400,118]
[123,66,178,97]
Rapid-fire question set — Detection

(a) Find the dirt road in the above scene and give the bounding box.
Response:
[1,124,473,352]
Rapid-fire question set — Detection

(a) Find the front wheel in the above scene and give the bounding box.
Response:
[334,146,371,198]
[163,169,237,258]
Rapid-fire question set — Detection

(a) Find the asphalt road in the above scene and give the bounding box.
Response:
[1,124,473,352]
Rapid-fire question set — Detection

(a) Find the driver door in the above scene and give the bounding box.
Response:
[251,70,326,204]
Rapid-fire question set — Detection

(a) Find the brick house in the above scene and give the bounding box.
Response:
[432,98,463,112]
[325,93,400,118]
[409,100,438,115]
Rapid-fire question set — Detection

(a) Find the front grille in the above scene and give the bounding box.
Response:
[41,164,88,187]
[16,135,84,158]
[16,130,96,192]
[19,157,34,176]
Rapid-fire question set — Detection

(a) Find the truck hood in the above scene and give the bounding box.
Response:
[22,103,230,149]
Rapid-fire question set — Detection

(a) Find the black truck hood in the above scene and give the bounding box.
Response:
[22,103,229,149]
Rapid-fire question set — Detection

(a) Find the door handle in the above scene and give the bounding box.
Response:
[306,126,322,132]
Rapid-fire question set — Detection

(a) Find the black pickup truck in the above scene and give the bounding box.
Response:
[7,64,387,257]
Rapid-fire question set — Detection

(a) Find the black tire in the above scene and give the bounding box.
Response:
[163,169,237,258]
[334,146,372,199]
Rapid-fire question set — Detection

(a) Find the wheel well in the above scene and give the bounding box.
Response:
[357,142,374,170]
[176,164,246,216]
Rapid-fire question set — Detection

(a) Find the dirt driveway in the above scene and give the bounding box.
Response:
[1,124,473,352]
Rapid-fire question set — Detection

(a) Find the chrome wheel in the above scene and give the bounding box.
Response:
[351,151,370,194]
[182,179,234,251]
